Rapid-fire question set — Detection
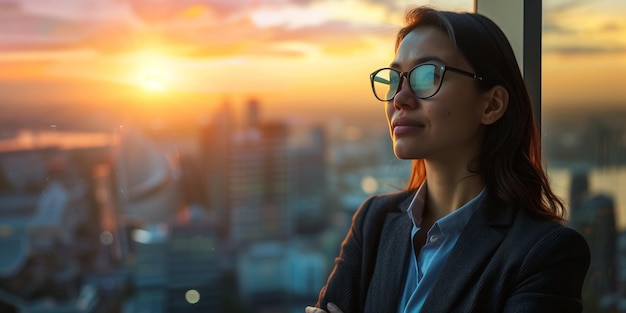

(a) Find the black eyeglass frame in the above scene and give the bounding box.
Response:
[369,63,485,101]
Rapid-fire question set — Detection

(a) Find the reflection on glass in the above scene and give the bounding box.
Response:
[543,1,626,311]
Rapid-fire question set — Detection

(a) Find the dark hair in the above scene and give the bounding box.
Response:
[399,7,565,221]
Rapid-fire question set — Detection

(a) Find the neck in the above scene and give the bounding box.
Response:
[424,159,484,220]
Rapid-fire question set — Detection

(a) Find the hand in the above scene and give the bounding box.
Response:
[305,302,343,313]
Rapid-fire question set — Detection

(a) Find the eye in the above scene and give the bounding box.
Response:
[411,65,436,90]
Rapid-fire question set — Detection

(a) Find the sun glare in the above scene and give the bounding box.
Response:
[139,66,169,92]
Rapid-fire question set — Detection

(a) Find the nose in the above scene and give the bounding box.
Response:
[392,75,418,111]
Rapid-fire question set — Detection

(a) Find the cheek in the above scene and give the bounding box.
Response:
[385,103,394,126]
[438,107,483,138]
[429,107,464,137]
[429,107,454,126]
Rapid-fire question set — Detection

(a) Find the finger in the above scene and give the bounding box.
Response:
[305,305,327,313]
[327,302,344,313]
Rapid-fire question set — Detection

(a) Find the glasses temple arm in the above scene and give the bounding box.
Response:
[373,76,391,84]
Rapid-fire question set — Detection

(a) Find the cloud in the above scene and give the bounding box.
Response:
[542,0,589,36]
[544,45,626,55]
[600,21,623,32]
[0,0,401,60]
[0,0,532,61]
[544,0,585,14]
[265,20,395,55]
[542,21,576,35]
[125,1,399,58]
[126,0,244,25]
[20,0,138,24]
[0,0,141,55]
[542,0,626,57]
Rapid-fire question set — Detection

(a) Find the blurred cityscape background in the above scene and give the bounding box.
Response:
[0,0,625,313]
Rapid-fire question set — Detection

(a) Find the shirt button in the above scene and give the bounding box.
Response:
[429,235,439,243]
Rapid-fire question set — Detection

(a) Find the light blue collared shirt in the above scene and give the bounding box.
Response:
[397,182,486,313]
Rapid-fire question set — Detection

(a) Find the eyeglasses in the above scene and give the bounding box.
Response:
[369,63,484,101]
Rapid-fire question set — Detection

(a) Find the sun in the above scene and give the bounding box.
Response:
[138,66,169,92]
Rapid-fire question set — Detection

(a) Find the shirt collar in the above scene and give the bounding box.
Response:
[436,188,486,237]
[406,182,487,236]
[406,182,427,227]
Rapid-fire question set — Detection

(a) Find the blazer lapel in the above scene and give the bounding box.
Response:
[364,194,413,312]
[422,200,516,312]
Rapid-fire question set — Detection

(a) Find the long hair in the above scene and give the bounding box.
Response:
[399,7,564,221]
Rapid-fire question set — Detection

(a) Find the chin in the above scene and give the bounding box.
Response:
[393,139,423,158]
[394,153,417,160]
[393,147,420,160]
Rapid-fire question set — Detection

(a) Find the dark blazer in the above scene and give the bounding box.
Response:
[316,190,591,313]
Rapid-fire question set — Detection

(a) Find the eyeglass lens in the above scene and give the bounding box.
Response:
[371,64,441,101]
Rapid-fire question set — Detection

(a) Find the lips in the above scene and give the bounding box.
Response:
[391,117,425,134]
[391,117,424,137]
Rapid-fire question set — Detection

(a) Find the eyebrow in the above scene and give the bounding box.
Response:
[390,55,446,69]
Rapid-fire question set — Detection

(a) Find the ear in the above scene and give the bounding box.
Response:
[480,85,508,125]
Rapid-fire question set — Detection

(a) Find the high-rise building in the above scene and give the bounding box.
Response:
[200,100,234,242]
[287,126,328,233]
[230,117,290,247]
[200,99,290,248]
[567,169,619,312]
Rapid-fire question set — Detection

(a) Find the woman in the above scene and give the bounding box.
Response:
[305,6,590,313]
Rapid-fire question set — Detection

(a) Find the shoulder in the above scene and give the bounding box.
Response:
[485,196,584,244]
[349,189,415,232]
[481,197,590,264]
[513,209,584,241]
[506,208,590,265]
[493,211,591,312]
[521,213,589,260]
[484,205,591,290]
[363,189,415,210]
[354,189,415,218]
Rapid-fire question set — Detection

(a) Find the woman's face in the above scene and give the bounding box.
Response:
[386,26,487,163]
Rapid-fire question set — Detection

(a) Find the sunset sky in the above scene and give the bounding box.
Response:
[1,0,625,130]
